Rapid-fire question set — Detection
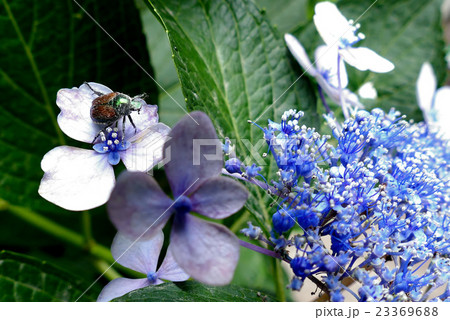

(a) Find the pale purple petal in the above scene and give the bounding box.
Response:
[315,45,348,88]
[56,82,112,143]
[314,2,350,46]
[38,146,114,211]
[97,278,149,302]
[284,33,318,77]
[79,82,113,96]
[416,62,436,119]
[121,123,171,172]
[164,111,223,197]
[123,104,159,138]
[171,215,239,285]
[190,177,248,219]
[111,232,164,274]
[108,171,174,238]
[157,245,190,282]
[340,47,394,73]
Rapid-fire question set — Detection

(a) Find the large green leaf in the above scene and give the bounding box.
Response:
[138,1,186,126]
[254,0,309,34]
[0,0,157,213]
[0,250,98,301]
[231,240,291,299]
[0,0,157,285]
[112,281,276,302]
[294,0,446,120]
[147,0,319,231]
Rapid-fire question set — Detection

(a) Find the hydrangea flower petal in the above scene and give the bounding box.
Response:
[315,45,348,88]
[56,82,112,143]
[123,103,159,138]
[190,176,249,219]
[340,47,394,73]
[97,278,149,302]
[38,146,114,211]
[157,246,190,282]
[314,1,351,46]
[284,33,319,77]
[171,214,239,285]
[416,62,436,116]
[121,123,171,172]
[433,87,450,138]
[358,82,377,99]
[164,111,223,197]
[108,171,174,238]
[108,151,120,166]
[111,232,164,275]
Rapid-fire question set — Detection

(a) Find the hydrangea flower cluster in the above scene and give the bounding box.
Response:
[233,108,450,301]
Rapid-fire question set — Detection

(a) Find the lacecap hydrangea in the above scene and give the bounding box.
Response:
[230,108,450,302]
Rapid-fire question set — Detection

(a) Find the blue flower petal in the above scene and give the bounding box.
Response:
[93,143,108,153]
[108,151,121,165]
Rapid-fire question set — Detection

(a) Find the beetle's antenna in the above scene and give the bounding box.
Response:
[133,93,148,100]
[83,82,104,96]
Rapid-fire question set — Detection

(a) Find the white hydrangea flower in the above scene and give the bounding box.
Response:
[358,82,377,99]
[38,82,170,211]
[314,1,394,73]
[416,62,450,139]
[284,33,363,111]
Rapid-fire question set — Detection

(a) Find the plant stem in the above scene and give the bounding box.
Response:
[4,199,147,280]
[239,239,282,260]
[272,258,286,302]
[5,201,113,264]
[81,210,94,249]
[230,210,250,233]
[93,259,122,281]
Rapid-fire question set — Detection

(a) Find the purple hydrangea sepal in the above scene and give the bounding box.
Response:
[108,111,249,285]
[97,231,189,302]
[38,82,170,211]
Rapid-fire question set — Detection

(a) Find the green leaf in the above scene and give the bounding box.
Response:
[0,0,157,213]
[294,0,446,120]
[147,0,319,231]
[231,240,291,300]
[0,250,98,301]
[112,281,276,302]
[254,0,309,33]
[344,0,445,120]
[138,2,186,126]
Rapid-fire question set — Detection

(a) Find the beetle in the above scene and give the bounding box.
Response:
[84,82,147,144]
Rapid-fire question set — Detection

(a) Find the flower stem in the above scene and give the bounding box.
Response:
[230,210,250,233]
[81,210,94,250]
[318,85,331,114]
[3,200,113,264]
[239,239,282,260]
[93,259,121,281]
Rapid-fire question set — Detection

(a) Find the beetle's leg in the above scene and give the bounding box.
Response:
[91,123,111,144]
[128,115,137,134]
[121,117,126,144]
[83,82,104,96]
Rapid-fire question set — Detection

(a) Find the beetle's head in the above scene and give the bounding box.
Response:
[131,93,147,113]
